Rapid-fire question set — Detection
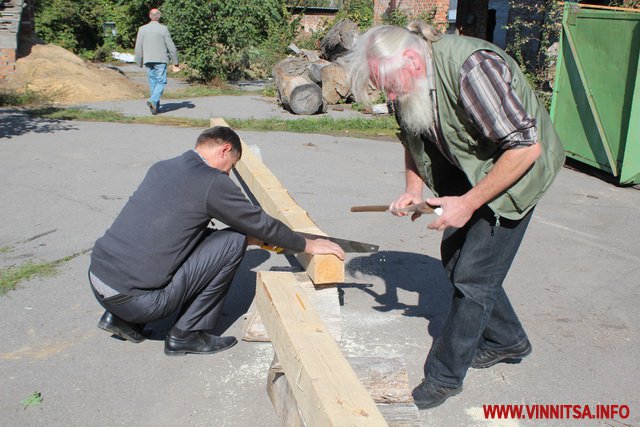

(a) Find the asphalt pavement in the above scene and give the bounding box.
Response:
[1,89,638,427]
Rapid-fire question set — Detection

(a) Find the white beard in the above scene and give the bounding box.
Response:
[395,78,434,136]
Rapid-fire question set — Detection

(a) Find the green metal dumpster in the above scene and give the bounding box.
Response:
[550,3,640,185]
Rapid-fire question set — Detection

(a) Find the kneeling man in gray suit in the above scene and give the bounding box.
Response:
[89,126,344,355]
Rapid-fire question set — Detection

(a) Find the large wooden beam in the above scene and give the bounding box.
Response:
[256,271,388,427]
[268,356,421,426]
[243,272,342,342]
[210,118,344,284]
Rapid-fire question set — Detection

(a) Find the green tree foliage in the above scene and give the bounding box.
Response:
[34,0,157,56]
[98,0,159,48]
[504,1,562,109]
[381,4,436,27]
[161,0,299,82]
[35,0,104,52]
[339,0,374,29]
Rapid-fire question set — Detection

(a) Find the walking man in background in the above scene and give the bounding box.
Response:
[342,21,565,409]
[134,8,179,115]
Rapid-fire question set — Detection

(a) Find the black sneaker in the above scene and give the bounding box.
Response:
[412,379,463,409]
[471,339,532,369]
[97,311,146,343]
[146,101,157,115]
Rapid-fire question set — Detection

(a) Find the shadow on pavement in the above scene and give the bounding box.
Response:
[142,249,453,341]
[159,100,195,114]
[212,248,271,335]
[346,251,453,339]
[0,109,78,138]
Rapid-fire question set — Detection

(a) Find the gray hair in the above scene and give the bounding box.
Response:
[149,9,161,21]
[340,21,441,105]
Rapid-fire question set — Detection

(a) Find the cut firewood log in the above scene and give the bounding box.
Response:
[300,48,321,63]
[307,60,331,84]
[273,57,324,115]
[321,62,350,105]
[320,19,359,62]
[278,76,323,115]
[274,56,311,77]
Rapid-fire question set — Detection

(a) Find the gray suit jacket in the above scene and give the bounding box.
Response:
[134,21,179,67]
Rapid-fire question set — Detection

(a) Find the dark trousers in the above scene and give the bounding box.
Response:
[92,229,246,332]
[424,207,533,387]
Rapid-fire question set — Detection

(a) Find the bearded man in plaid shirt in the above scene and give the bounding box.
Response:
[342,21,565,409]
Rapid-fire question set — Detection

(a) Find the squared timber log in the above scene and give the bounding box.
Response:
[243,272,341,342]
[268,355,421,427]
[256,271,387,427]
[210,118,344,284]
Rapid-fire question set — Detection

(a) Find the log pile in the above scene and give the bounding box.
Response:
[273,19,362,115]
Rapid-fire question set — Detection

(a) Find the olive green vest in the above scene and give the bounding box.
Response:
[400,35,565,220]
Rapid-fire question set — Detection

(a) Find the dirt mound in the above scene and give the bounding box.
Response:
[3,44,145,105]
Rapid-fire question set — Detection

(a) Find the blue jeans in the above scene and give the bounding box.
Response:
[145,62,167,109]
[424,207,533,387]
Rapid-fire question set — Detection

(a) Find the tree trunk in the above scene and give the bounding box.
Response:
[307,60,331,84]
[321,63,349,105]
[274,57,324,115]
[320,19,359,62]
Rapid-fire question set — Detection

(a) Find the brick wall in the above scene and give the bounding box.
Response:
[0,0,35,79]
[0,47,16,79]
[374,0,450,29]
[296,12,336,34]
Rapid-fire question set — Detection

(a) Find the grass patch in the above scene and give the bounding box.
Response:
[0,249,90,296]
[28,108,209,128]
[27,107,400,140]
[0,246,12,253]
[0,261,59,295]
[227,116,400,139]
[0,89,51,107]
[32,108,135,123]
[261,85,277,98]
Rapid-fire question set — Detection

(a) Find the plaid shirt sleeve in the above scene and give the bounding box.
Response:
[459,50,537,150]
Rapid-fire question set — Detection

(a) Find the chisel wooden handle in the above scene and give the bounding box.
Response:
[351,202,438,214]
[350,205,389,212]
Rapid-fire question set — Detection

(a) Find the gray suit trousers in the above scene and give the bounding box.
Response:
[91,229,247,332]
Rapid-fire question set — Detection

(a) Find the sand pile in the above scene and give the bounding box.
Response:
[3,43,145,105]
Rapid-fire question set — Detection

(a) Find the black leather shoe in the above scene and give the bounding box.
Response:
[97,311,146,343]
[471,339,532,369]
[164,331,237,356]
[412,379,463,409]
